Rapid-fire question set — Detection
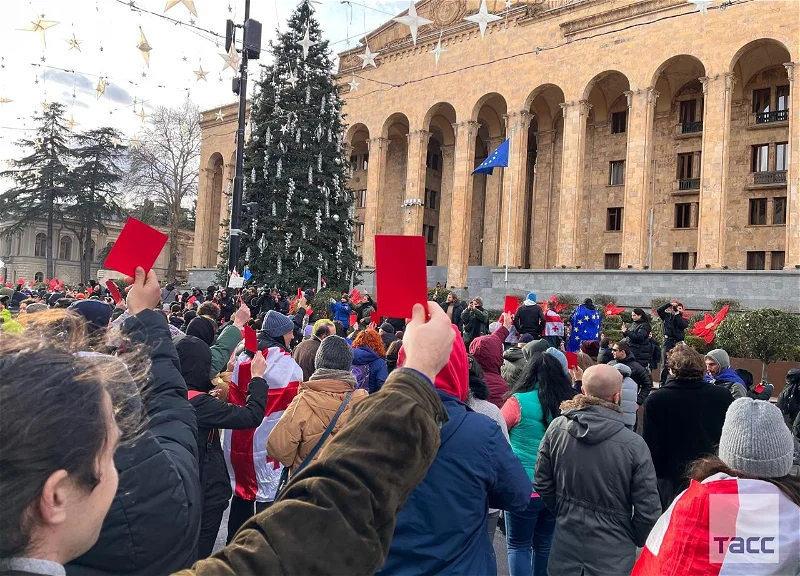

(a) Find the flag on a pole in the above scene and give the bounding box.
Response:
[473,138,510,175]
[243,266,253,281]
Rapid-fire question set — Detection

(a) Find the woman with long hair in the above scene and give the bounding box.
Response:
[501,349,576,576]
[352,328,388,393]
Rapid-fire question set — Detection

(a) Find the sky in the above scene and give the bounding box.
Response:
[0,0,405,171]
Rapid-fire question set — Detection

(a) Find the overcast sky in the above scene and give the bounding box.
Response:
[0,0,402,174]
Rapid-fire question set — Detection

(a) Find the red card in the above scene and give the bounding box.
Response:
[370,311,380,325]
[305,306,313,317]
[297,287,302,299]
[349,313,357,327]
[244,325,257,353]
[105,280,122,304]
[565,351,578,369]
[375,235,428,320]
[504,296,519,314]
[102,217,169,277]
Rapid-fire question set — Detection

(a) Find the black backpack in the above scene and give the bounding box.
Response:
[777,371,800,421]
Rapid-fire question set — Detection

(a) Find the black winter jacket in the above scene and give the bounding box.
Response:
[625,319,652,366]
[611,356,653,405]
[657,302,688,341]
[514,303,545,338]
[67,310,202,576]
[440,300,467,331]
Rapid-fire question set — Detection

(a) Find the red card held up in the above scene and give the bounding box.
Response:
[349,313,357,327]
[103,217,169,278]
[504,296,519,314]
[243,325,258,354]
[565,351,578,370]
[374,235,428,320]
[370,311,380,325]
[297,287,303,299]
[105,280,122,304]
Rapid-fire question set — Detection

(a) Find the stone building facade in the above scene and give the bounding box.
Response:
[0,218,194,285]
[191,0,798,290]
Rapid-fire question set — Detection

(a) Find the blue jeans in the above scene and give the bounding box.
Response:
[505,496,555,576]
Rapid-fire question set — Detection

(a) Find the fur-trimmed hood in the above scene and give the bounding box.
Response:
[558,394,625,444]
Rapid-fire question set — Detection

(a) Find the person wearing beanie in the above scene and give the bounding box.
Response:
[258,309,296,351]
[634,398,800,575]
[501,334,533,390]
[704,348,747,399]
[580,339,600,361]
[292,318,335,382]
[513,292,546,339]
[378,321,398,352]
[268,335,367,474]
[68,299,113,336]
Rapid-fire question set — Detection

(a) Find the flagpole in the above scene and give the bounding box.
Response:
[504,127,516,286]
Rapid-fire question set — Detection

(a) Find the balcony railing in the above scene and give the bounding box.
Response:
[753,171,787,185]
[678,178,701,191]
[755,110,789,124]
[680,121,703,134]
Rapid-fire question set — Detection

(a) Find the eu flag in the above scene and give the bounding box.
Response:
[472,138,510,175]
[567,304,601,352]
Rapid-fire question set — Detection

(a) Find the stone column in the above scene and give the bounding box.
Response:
[192,167,214,268]
[532,130,556,269]
[362,137,389,267]
[447,120,480,288]
[403,130,431,236]
[556,100,590,267]
[696,73,734,269]
[437,144,455,267]
[784,62,799,268]
[499,111,532,269]
[622,87,658,268]
[481,136,507,265]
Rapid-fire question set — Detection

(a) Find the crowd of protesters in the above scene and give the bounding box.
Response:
[1,277,799,576]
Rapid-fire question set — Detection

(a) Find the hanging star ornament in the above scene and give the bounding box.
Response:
[432,32,447,65]
[137,26,152,67]
[41,101,51,112]
[286,69,298,88]
[95,77,107,99]
[67,114,79,130]
[220,43,240,72]
[0,97,12,104]
[138,107,147,122]
[215,108,224,121]
[194,64,209,81]
[393,1,433,45]
[67,33,82,52]
[347,75,360,91]
[688,0,713,14]
[357,40,379,68]
[17,13,59,48]
[299,26,314,59]
[164,0,197,17]
[463,0,502,38]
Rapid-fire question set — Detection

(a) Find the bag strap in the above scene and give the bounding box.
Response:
[294,390,353,475]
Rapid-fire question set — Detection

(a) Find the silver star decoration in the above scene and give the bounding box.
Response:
[164,0,197,17]
[137,26,152,67]
[506,0,512,8]
[432,33,447,65]
[17,13,59,48]
[463,0,502,38]
[688,0,713,14]
[67,33,82,51]
[286,69,298,88]
[189,17,196,25]
[357,40,379,68]
[194,64,209,81]
[299,26,313,59]
[220,43,240,72]
[215,108,224,121]
[393,2,433,45]
[347,75,360,91]
[280,123,289,134]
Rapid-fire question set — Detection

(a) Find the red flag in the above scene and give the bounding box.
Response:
[244,325,258,354]
[103,217,168,277]
[374,235,428,320]
[105,280,123,304]
[690,305,729,344]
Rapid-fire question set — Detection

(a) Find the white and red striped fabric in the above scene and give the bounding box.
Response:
[222,349,302,502]
[544,309,564,337]
[634,473,800,575]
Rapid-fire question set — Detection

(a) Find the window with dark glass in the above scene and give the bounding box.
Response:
[59,236,71,261]
[361,153,369,170]
[777,85,790,111]
[776,142,788,171]
[679,100,697,124]
[752,88,771,114]
[609,161,625,185]
[672,252,690,270]
[34,233,47,257]
[749,198,767,225]
[606,207,623,231]
[604,253,621,270]
[356,189,367,209]
[355,222,364,242]
[677,153,694,179]
[675,203,692,228]
[747,251,766,270]
[349,155,358,171]
[751,145,769,172]
[771,251,785,270]
[774,196,786,225]
[611,110,627,134]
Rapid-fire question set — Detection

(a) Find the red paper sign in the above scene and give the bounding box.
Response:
[297,287,302,299]
[244,325,258,353]
[105,280,123,304]
[370,311,380,325]
[305,307,313,317]
[349,313,357,327]
[504,296,519,314]
[374,235,428,320]
[102,217,169,277]
[565,351,578,369]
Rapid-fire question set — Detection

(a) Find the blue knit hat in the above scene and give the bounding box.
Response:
[263,310,295,338]
[544,347,568,374]
[526,292,536,302]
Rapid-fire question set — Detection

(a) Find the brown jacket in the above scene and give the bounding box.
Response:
[173,368,448,576]
[292,337,322,382]
[267,376,368,472]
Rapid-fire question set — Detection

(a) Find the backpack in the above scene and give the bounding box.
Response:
[777,375,800,421]
[351,363,371,392]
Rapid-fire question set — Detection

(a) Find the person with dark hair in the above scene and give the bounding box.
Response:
[181,309,197,332]
[656,300,688,385]
[440,292,467,332]
[461,297,490,347]
[642,344,733,510]
[329,294,352,325]
[184,304,248,377]
[704,348,747,399]
[502,334,533,390]
[292,319,335,382]
[169,303,184,329]
[385,338,402,373]
[621,308,653,367]
[610,340,653,407]
[501,351,576,576]
[634,398,800,574]
[176,335,268,559]
[378,322,397,352]
[597,336,613,364]
[535,364,661,576]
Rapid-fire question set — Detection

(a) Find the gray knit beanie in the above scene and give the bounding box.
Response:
[705,349,730,371]
[718,398,793,478]
[315,335,354,371]
[262,310,295,339]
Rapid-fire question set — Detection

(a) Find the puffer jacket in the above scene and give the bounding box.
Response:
[611,363,638,428]
[705,368,748,399]
[611,355,653,405]
[352,346,389,394]
[501,345,526,389]
[625,319,653,367]
[267,374,368,472]
[534,395,661,576]
[67,310,202,576]
[469,325,510,408]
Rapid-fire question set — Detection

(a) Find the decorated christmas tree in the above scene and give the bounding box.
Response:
[240,0,358,290]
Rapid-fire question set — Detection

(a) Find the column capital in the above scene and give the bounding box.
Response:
[367,137,389,151]
[647,86,660,104]
[699,76,709,94]
[724,72,736,91]
[406,129,431,144]
[503,110,533,132]
[784,62,795,82]
[623,90,633,108]
[453,120,480,138]
[559,100,591,119]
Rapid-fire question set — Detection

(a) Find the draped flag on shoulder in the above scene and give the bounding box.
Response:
[223,349,302,502]
[567,303,601,352]
[472,138,509,175]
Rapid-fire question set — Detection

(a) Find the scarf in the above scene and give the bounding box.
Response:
[310,368,358,388]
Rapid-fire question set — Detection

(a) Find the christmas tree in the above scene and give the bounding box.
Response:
[240,0,358,290]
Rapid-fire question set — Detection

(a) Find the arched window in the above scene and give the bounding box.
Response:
[87,239,96,262]
[34,233,47,257]
[34,272,44,283]
[59,236,72,261]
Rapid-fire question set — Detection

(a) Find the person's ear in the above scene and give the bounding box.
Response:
[580,385,586,395]
[613,392,621,405]
[38,469,71,527]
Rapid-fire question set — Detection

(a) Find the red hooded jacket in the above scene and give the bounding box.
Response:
[398,325,469,402]
[469,326,510,408]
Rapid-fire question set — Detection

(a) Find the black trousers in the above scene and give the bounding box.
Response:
[198,504,227,559]
[226,496,271,543]
[660,339,680,384]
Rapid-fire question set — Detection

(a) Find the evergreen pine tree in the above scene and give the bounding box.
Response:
[241,0,358,291]
[0,103,72,279]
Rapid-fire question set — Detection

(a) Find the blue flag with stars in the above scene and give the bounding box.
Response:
[472,138,510,175]
[567,304,601,352]
[243,266,253,282]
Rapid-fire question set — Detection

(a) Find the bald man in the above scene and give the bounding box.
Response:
[533,364,661,576]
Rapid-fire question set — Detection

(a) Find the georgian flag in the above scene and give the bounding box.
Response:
[223,349,302,502]
[633,473,800,575]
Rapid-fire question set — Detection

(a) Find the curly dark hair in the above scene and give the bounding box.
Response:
[667,343,705,379]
